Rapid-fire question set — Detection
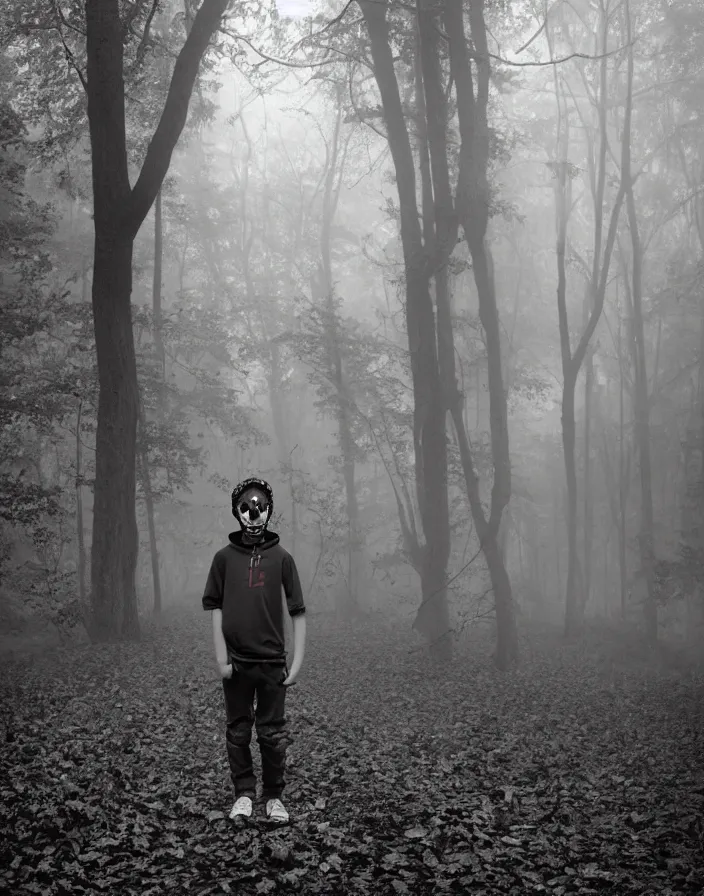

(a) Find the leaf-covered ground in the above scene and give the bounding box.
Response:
[1,609,703,895]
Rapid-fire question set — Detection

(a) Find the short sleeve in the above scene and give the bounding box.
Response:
[281,552,305,617]
[202,552,226,611]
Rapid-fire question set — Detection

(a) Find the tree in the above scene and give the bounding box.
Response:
[85,0,230,640]
[0,87,64,586]
[547,0,627,637]
[618,0,657,643]
[443,0,518,667]
[359,0,453,660]
[311,81,364,612]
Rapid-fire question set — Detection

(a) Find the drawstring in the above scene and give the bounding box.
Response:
[247,542,262,586]
[249,544,261,570]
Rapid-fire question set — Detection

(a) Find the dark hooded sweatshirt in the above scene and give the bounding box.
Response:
[202,530,305,664]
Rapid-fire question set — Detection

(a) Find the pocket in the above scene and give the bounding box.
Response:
[234,661,258,682]
[263,663,287,687]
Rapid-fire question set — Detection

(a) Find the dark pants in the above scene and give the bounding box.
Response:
[223,661,289,800]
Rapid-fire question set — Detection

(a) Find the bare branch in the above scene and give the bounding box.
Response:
[221,28,337,69]
[51,0,86,36]
[49,0,88,92]
[484,42,635,68]
[347,65,387,140]
[514,17,546,55]
[134,0,160,67]
[125,0,230,236]
[300,0,357,38]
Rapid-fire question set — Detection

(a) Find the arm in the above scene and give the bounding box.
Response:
[212,609,230,675]
[281,551,306,686]
[203,553,230,677]
[284,613,306,686]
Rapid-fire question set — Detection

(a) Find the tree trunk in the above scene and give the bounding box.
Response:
[484,534,515,661]
[444,0,517,668]
[153,188,165,384]
[622,0,656,644]
[85,0,229,640]
[143,185,165,615]
[415,0,457,648]
[583,342,594,606]
[317,91,361,612]
[617,310,630,619]
[75,398,87,606]
[554,486,564,598]
[137,399,162,615]
[413,25,435,249]
[548,6,627,638]
[561,374,583,637]
[551,85,585,638]
[268,339,297,555]
[361,0,451,660]
[89,235,140,640]
[626,211,657,642]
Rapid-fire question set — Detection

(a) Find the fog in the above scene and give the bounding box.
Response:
[2,0,704,664]
[2,1,704,890]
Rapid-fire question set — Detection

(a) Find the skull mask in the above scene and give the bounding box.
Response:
[231,478,273,539]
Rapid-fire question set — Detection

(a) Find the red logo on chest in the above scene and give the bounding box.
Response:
[249,569,266,588]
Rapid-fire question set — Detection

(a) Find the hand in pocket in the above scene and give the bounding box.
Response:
[281,667,297,687]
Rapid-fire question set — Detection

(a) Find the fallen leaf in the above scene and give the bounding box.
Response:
[403,827,427,839]
[1,611,702,895]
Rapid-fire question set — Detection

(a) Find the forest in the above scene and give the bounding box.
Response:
[1,0,703,893]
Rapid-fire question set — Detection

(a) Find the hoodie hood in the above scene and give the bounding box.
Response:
[228,529,280,553]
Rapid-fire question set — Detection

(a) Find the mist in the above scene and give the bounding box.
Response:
[1,0,703,891]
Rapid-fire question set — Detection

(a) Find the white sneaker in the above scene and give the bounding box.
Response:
[265,798,289,823]
[229,796,253,820]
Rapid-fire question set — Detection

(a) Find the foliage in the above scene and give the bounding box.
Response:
[0,87,76,584]
[2,0,222,173]
[0,477,61,529]
[135,303,265,501]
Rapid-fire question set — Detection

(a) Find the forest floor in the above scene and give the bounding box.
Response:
[1,608,703,896]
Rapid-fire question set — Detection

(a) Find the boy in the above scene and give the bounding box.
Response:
[202,477,307,824]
